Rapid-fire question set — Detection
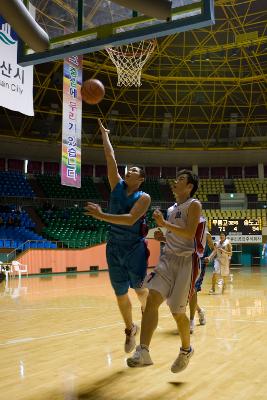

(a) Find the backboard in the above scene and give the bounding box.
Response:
[18,0,214,66]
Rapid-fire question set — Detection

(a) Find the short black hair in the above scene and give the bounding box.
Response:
[177,169,199,197]
[137,167,145,179]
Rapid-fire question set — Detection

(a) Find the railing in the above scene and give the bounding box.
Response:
[1,239,104,263]
[247,201,267,209]
[1,195,267,211]
[0,196,109,209]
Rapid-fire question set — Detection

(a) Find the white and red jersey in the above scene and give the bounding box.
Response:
[164,198,206,257]
[215,238,231,265]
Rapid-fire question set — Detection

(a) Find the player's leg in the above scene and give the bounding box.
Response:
[173,312,190,349]
[135,287,148,313]
[140,289,164,346]
[171,312,194,373]
[190,261,206,331]
[127,288,164,367]
[106,242,136,352]
[221,274,228,293]
[168,254,195,373]
[128,240,149,312]
[210,259,220,293]
[196,263,206,324]
[116,293,134,330]
[127,255,171,368]
[221,262,230,294]
[196,303,206,325]
[189,291,197,333]
[210,272,219,293]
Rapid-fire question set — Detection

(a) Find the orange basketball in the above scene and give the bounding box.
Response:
[81,79,105,105]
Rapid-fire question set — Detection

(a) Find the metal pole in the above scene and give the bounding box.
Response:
[78,0,83,32]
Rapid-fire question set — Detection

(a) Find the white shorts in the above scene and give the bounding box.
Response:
[214,259,230,277]
[144,252,198,314]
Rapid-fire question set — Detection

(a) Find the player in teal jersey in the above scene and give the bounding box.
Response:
[85,119,151,353]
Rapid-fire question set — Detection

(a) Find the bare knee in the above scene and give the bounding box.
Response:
[135,288,148,299]
[146,290,164,310]
[116,293,130,304]
[172,312,186,322]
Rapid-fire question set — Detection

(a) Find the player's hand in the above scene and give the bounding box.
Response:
[153,209,166,227]
[154,228,165,242]
[204,257,210,264]
[84,202,102,218]
[98,118,110,135]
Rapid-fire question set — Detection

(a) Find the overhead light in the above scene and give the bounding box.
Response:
[204,53,210,61]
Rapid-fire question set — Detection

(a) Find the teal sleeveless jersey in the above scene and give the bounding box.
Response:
[108,180,148,242]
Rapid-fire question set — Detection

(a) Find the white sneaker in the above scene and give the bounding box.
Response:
[198,309,206,325]
[127,345,153,368]
[171,347,194,373]
[190,320,194,334]
[124,324,138,353]
[209,289,216,295]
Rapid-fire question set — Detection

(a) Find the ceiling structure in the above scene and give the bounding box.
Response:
[0,0,267,151]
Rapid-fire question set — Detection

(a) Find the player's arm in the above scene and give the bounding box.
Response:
[220,242,232,256]
[205,247,217,262]
[85,194,151,226]
[206,232,214,251]
[153,201,201,240]
[98,119,121,190]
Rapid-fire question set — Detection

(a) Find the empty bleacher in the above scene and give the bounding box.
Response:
[36,175,101,200]
[0,171,35,197]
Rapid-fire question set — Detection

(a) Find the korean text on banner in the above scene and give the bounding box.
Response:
[0,17,34,116]
[61,55,82,188]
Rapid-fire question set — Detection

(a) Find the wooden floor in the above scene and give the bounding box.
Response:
[1,267,267,400]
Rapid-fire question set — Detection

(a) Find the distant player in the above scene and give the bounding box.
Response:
[127,170,206,373]
[206,233,232,294]
[262,242,267,261]
[85,119,151,353]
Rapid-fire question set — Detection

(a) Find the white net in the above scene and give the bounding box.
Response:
[106,40,156,87]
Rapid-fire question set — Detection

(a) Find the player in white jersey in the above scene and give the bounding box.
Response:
[127,170,206,373]
[206,233,232,294]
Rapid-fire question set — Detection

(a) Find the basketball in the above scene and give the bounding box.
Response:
[81,79,105,105]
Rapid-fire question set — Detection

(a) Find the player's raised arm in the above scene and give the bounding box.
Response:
[98,118,121,190]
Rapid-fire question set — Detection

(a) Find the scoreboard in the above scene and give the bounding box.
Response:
[209,218,262,243]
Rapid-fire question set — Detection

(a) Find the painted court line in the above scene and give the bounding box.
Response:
[1,315,267,348]
[0,321,125,347]
[0,305,107,312]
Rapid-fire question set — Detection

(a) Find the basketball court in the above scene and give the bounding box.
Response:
[0,0,267,399]
[1,268,267,400]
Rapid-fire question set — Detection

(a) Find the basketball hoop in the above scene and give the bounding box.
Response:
[106,39,156,87]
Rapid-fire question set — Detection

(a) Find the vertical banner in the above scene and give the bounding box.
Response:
[61,55,83,188]
[0,17,34,116]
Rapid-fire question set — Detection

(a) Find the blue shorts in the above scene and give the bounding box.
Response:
[195,261,206,292]
[106,239,149,296]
